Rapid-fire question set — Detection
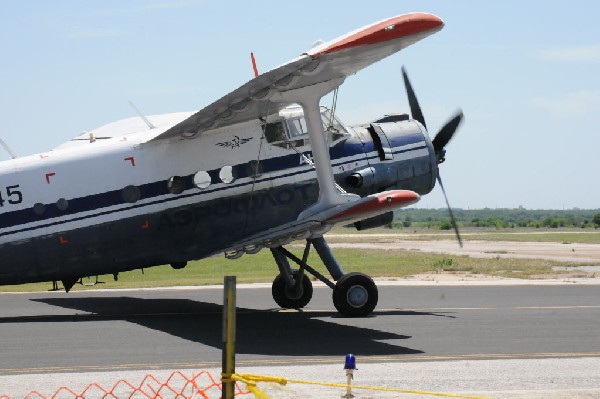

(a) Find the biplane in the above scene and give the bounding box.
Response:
[0,12,463,316]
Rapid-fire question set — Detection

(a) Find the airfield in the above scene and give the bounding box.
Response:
[1,234,599,398]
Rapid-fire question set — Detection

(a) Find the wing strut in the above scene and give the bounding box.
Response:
[272,78,359,219]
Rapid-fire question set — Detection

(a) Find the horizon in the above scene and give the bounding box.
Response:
[408,207,600,211]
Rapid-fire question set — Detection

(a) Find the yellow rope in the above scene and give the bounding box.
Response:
[223,373,492,399]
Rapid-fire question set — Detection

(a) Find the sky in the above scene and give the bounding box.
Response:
[1,1,599,210]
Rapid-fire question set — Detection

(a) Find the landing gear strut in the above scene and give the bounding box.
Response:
[270,237,379,317]
[272,270,313,309]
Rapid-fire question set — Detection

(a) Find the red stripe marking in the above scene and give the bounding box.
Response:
[45,172,56,184]
[326,190,420,223]
[124,156,135,167]
[59,236,68,245]
[316,13,443,55]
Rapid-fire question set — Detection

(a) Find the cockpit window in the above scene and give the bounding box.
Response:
[264,120,306,148]
[287,117,308,138]
[264,122,286,143]
[264,108,348,149]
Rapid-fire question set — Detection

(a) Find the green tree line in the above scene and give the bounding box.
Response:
[392,207,600,229]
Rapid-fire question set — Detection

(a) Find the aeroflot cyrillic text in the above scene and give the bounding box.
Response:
[159,185,311,229]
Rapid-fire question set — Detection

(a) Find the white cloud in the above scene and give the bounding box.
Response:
[531,90,600,117]
[538,44,600,63]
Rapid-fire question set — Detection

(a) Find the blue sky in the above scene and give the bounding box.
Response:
[1,1,599,209]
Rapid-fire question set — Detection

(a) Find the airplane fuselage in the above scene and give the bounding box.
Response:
[0,107,437,286]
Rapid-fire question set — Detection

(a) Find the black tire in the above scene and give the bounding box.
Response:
[333,272,378,317]
[272,271,313,309]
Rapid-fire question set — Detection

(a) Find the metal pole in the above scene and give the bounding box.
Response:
[344,354,356,399]
[222,276,237,399]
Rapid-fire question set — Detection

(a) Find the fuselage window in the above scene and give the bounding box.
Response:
[56,198,69,211]
[219,165,236,184]
[121,185,141,203]
[193,171,211,189]
[167,176,185,194]
[33,202,45,215]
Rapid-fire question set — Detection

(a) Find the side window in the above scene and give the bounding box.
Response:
[219,166,236,184]
[167,176,186,194]
[121,185,141,203]
[264,122,286,143]
[193,171,211,189]
[56,198,69,211]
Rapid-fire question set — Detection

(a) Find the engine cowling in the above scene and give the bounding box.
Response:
[339,118,438,197]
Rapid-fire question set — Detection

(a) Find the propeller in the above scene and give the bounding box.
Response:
[436,174,463,247]
[401,66,427,130]
[401,66,464,247]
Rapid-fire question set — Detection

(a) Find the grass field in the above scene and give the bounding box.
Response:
[1,229,596,293]
[327,227,600,244]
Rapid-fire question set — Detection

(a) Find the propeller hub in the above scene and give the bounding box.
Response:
[436,148,446,164]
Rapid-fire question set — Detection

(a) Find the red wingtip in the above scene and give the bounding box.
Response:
[326,190,421,223]
[316,13,444,55]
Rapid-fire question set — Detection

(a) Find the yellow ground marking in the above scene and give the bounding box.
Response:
[229,372,492,399]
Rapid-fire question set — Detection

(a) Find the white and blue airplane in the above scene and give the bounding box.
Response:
[0,12,462,316]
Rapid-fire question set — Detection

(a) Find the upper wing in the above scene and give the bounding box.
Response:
[148,13,443,142]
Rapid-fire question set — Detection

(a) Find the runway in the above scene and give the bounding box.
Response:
[1,283,599,397]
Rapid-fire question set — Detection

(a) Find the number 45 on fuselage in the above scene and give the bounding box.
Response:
[0,12,464,317]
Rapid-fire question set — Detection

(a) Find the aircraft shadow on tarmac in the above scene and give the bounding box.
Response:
[22,297,456,357]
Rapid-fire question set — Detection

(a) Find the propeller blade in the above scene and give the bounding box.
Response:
[401,66,426,129]
[432,110,464,153]
[436,174,463,248]
[401,65,462,248]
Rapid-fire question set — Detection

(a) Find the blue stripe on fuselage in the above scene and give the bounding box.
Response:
[0,133,427,237]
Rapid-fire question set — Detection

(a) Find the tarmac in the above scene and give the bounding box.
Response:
[1,357,600,398]
[1,279,599,398]
[1,233,599,398]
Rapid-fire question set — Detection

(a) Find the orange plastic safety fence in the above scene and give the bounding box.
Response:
[0,370,250,399]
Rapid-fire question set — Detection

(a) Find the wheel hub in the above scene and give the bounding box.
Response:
[285,285,304,300]
[346,285,368,308]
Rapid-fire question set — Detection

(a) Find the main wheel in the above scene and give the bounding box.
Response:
[272,271,313,309]
[333,272,378,317]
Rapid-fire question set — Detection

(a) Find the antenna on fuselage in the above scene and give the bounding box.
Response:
[0,137,17,159]
[128,101,156,130]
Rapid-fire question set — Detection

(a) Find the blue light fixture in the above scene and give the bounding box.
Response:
[344,354,356,370]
